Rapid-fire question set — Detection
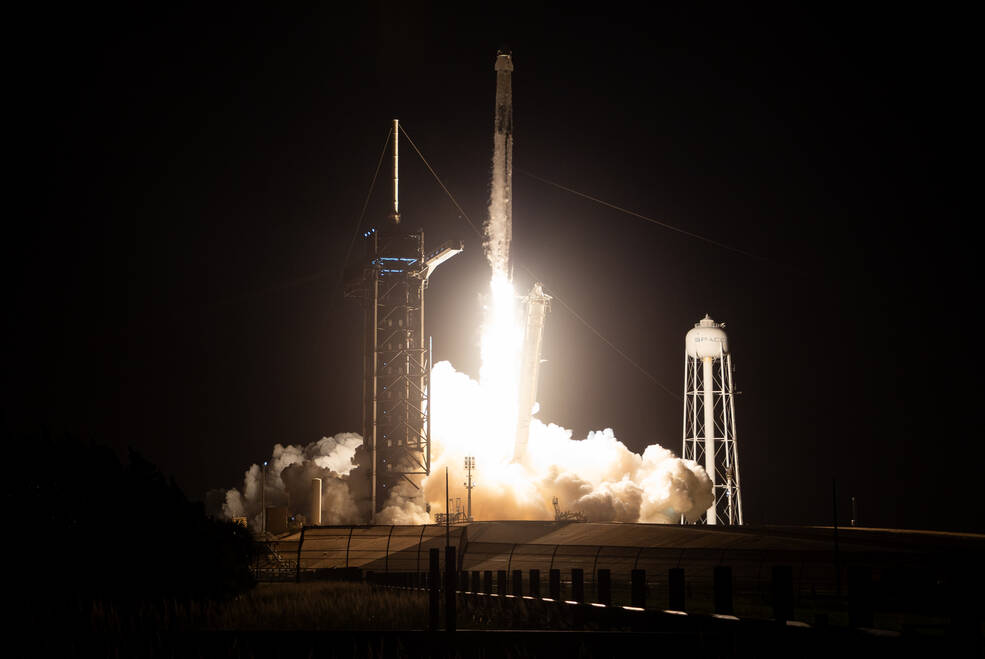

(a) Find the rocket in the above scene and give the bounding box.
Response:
[488,49,514,279]
[488,49,549,464]
[494,49,514,152]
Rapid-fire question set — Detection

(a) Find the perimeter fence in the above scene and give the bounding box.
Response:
[252,524,980,627]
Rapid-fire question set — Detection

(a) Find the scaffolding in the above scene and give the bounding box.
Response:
[345,119,462,518]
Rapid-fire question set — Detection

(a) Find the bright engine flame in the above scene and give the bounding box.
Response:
[477,270,522,446]
[420,273,715,523]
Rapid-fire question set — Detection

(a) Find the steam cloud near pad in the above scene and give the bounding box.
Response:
[215,358,714,526]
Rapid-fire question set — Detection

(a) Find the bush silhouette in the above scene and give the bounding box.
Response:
[31,434,255,606]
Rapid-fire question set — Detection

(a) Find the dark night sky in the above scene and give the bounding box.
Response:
[10,5,981,532]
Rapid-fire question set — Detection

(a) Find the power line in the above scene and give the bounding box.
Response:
[515,263,682,401]
[517,168,791,269]
[203,126,394,312]
[330,126,394,307]
[399,125,484,240]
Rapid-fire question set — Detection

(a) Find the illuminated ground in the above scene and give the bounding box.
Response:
[271,521,981,589]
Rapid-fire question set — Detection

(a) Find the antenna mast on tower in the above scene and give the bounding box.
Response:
[392,118,400,224]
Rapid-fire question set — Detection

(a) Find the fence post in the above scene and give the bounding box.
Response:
[530,569,541,597]
[295,526,306,583]
[714,566,733,615]
[497,570,507,595]
[513,569,523,596]
[571,568,585,603]
[471,570,480,593]
[429,548,440,631]
[384,525,395,574]
[848,565,873,628]
[669,567,685,610]
[597,569,611,605]
[591,546,602,600]
[549,569,561,600]
[483,570,493,594]
[946,572,979,653]
[631,569,646,608]
[459,570,468,592]
[415,524,426,574]
[445,546,457,632]
[772,565,794,622]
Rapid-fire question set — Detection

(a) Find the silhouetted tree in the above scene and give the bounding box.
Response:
[29,434,255,611]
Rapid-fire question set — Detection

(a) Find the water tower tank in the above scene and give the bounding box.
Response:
[685,314,729,359]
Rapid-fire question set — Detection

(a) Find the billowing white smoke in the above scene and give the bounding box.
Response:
[420,360,714,523]
[220,433,363,527]
[376,481,432,525]
[217,364,712,525]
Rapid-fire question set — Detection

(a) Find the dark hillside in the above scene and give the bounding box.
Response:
[27,434,255,618]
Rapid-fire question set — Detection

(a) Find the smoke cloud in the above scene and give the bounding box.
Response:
[218,433,363,528]
[421,360,714,523]
[215,364,712,528]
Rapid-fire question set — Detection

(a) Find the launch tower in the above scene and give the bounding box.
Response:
[682,314,744,525]
[346,120,462,520]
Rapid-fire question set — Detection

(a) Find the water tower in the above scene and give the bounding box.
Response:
[682,314,744,525]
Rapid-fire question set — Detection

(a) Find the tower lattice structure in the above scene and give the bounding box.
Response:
[344,120,461,519]
[682,315,744,525]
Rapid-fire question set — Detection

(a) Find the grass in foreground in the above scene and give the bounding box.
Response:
[86,582,429,633]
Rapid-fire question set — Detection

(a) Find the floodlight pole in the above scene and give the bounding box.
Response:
[464,456,475,521]
[261,461,267,534]
[445,466,450,547]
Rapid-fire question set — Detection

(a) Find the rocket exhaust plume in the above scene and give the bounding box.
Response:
[423,362,714,523]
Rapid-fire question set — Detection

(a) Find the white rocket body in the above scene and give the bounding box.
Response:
[488,51,514,277]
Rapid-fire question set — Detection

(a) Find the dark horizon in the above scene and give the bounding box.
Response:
[10,5,981,533]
